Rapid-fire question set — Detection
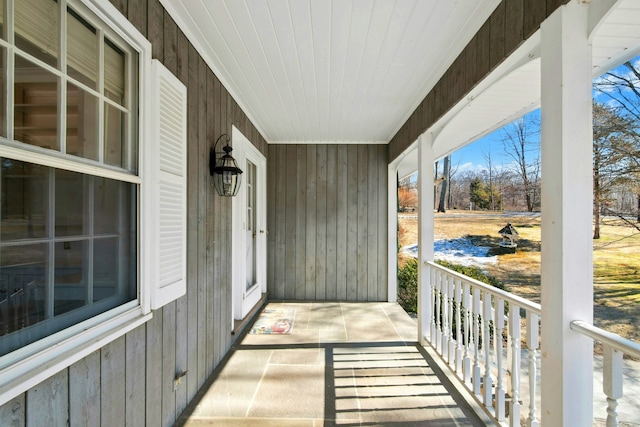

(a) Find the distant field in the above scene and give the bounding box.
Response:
[398,211,640,342]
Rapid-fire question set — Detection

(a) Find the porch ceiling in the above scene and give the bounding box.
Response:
[160,0,500,144]
[395,0,640,178]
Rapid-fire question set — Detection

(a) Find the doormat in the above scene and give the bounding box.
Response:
[250,307,295,335]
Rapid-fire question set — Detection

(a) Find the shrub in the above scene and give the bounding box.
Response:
[397,258,418,313]
[396,259,508,315]
[435,260,509,292]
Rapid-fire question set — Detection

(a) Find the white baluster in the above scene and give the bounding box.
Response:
[463,282,472,384]
[430,267,436,344]
[509,307,521,427]
[442,275,450,360]
[435,270,442,354]
[455,279,463,375]
[494,298,505,421]
[526,313,539,427]
[473,287,482,396]
[483,291,493,407]
[603,345,623,427]
[448,278,456,365]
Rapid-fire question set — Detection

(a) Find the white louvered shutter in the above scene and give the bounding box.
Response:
[150,59,187,309]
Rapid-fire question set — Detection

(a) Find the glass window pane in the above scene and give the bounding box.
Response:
[93,237,117,302]
[54,239,87,315]
[14,56,59,150]
[104,39,124,105]
[67,8,97,89]
[55,169,87,237]
[104,104,126,169]
[15,0,58,67]
[94,177,129,235]
[0,243,48,337]
[1,159,49,240]
[67,82,98,160]
[0,46,5,137]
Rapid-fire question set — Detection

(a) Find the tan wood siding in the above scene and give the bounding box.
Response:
[0,0,268,426]
[268,144,388,302]
[388,0,570,161]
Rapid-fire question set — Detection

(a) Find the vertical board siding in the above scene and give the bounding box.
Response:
[100,336,126,427]
[27,370,68,426]
[0,0,269,425]
[284,145,298,300]
[295,145,307,300]
[388,0,569,161]
[335,145,348,300]
[0,395,24,426]
[125,326,147,426]
[268,144,388,302]
[185,42,201,405]
[69,351,101,426]
[145,310,163,427]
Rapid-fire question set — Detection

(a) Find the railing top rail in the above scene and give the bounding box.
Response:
[426,260,542,315]
[571,320,640,359]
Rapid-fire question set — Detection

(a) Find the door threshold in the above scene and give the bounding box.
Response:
[232,292,268,336]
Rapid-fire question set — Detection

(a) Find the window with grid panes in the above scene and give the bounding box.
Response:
[0,0,139,357]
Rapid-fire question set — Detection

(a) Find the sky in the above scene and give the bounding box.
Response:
[446,55,640,174]
[450,109,540,175]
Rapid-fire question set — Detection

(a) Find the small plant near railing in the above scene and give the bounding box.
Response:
[435,260,510,344]
[397,258,508,315]
[434,260,509,292]
[398,258,418,313]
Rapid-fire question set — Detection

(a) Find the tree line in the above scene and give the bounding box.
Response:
[400,59,640,238]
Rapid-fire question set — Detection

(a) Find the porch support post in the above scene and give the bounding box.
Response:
[540,1,593,426]
[417,133,434,345]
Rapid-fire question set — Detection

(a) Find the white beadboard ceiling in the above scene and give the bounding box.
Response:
[161,0,500,144]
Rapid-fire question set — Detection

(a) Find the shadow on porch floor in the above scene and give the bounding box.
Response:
[176,302,491,426]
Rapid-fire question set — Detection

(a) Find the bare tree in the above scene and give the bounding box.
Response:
[593,102,640,237]
[482,148,497,210]
[594,60,640,222]
[437,155,451,212]
[501,116,541,212]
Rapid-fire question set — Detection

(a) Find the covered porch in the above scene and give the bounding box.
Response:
[177,302,491,426]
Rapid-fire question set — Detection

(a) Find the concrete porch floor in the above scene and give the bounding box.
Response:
[176,302,490,426]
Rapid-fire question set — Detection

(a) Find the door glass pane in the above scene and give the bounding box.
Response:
[14,56,59,150]
[1,159,49,240]
[104,104,126,169]
[67,82,98,160]
[67,8,98,89]
[0,243,48,337]
[55,169,87,237]
[246,160,257,292]
[104,38,124,105]
[0,46,5,136]
[54,239,87,315]
[15,0,59,67]
[0,0,4,40]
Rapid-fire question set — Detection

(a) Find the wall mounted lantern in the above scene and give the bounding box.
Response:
[209,134,243,197]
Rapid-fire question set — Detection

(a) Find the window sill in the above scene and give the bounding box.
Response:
[0,303,152,406]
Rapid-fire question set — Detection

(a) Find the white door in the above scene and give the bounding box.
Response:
[232,127,266,322]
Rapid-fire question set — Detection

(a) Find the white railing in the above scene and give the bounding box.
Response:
[570,320,640,427]
[425,261,542,427]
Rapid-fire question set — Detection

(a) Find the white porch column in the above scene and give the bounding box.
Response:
[540,1,593,425]
[417,133,435,345]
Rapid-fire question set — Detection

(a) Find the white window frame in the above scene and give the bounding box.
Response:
[0,0,163,406]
